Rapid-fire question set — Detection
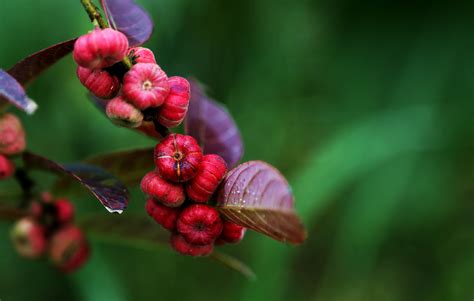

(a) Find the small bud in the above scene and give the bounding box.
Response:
[145,198,181,231]
[55,198,75,225]
[73,28,129,69]
[154,134,203,183]
[176,204,223,245]
[140,170,185,207]
[123,63,170,110]
[128,47,156,64]
[49,225,90,273]
[0,113,26,155]
[186,154,227,203]
[76,66,120,99]
[157,76,191,128]
[106,96,144,128]
[10,218,46,258]
[0,154,15,180]
[170,233,213,257]
[215,220,246,245]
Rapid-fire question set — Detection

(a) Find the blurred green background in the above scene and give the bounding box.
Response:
[1,0,473,300]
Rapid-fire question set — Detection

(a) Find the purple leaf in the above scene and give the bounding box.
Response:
[0,70,37,114]
[23,151,129,214]
[101,0,153,46]
[7,39,76,86]
[216,161,306,244]
[185,79,244,168]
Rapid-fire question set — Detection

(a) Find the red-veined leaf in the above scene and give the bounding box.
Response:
[216,161,306,244]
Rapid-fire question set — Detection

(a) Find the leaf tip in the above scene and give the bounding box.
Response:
[25,98,38,114]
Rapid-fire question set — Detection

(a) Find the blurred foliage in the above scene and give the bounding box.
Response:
[0,0,473,300]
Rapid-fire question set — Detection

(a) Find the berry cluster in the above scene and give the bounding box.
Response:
[142,134,246,256]
[10,193,89,273]
[73,28,190,129]
[0,113,26,180]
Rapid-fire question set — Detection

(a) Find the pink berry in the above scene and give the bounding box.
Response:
[0,113,26,155]
[216,220,246,245]
[0,154,15,180]
[128,47,156,64]
[10,218,47,258]
[76,66,120,99]
[170,233,213,257]
[154,134,203,183]
[106,96,144,128]
[55,198,75,225]
[73,28,129,69]
[186,154,227,203]
[140,170,185,207]
[145,198,181,231]
[176,204,223,245]
[123,63,170,110]
[157,76,191,128]
[49,225,90,273]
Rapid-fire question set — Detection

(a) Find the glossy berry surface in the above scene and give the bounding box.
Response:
[76,66,120,99]
[216,220,246,245]
[128,47,156,64]
[0,154,15,180]
[73,28,129,69]
[186,154,227,203]
[170,233,213,257]
[176,204,223,245]
[158,76,191,128]
[145,198,181,231]
[123,63,170,110]
[154,134,203,183]
[54,198,75,225]
[0,113,26,155]
[49,225,90,273]
[10,218,46,258]
[106,96,144,128]
[141,170,185,207]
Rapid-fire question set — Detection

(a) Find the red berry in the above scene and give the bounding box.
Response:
[0,154,15,180]
[123,63,170,110]
[55,198,74,225]
[106,96,144,128]
[49,225,90,273]
[73,28,129,69]
[145,198,181,231]
[0,113,26,155]
[170,233,213,257]
[186,154,227,203]
[76,66,120,99]
[128,47,156,64]
[157,76,191,128]
[176,204,223,245]
[140,170,185,207]
[154,134,203,182]
[216,220,246,245]
[10,218,46,258]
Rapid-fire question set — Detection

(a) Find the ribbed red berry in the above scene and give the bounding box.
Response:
[186,154,227,203]
[0,154,15,180]
[128,47,156,64]
[0,113,26,155]
[76,66,120,99]
[73,28,129,69]
[170,233,213,257]
[141,170,185,207]
[157,76,191,128]
[154,134,203,183]
[216,220,246,245]
[55,198,74,225]
[10,218,46,258]
[106,96,144,128]
[123,63,170,110]
[49,225,90,273]
[176,204,223,245]
[145,198,181,231]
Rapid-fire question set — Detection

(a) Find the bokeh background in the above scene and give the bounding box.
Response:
[1,0,473,300]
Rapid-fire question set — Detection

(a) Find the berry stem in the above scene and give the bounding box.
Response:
[152,118,171,137]
[14,168,35,209]
[80,0,109,29]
